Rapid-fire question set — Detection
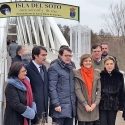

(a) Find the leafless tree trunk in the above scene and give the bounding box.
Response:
[103,0,125,38]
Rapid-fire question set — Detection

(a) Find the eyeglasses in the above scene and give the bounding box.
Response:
[64,55,72,57]
[21,69,27,73]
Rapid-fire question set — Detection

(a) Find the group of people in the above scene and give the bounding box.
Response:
[4,43,125,125]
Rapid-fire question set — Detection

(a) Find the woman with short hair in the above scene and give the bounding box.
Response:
[74,54,101,125]
[4,62,36,125]
[100,56,125,125]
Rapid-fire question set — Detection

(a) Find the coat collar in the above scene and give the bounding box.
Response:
[74,69,100,83]
[29,61,45,81]
[101,68,117,75]
[57,58,72,69]
[74,69,84,82]
[7,77,27,91]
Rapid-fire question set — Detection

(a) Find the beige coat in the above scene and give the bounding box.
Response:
[74,69,101,122]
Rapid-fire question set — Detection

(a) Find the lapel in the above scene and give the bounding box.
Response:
[30,61,44,81]
[74,69,98,105]
[74,69,90,103]
[74,69,85,83]
[92,70,100,89]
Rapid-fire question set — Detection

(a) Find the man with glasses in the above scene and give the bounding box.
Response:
[48,47,76,125]
[91,44,104,71]
[91,44,103,125]
[50,45,76,69]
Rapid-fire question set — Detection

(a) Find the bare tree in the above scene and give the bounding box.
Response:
[91,30,100,45]
[57,24,70,45]
[62,25,70,45]
[103,0,125,37]
[101,1,125,71]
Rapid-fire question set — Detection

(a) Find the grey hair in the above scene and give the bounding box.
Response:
[21,53,32,60]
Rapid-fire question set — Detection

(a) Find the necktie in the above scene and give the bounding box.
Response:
[39,66,44,81]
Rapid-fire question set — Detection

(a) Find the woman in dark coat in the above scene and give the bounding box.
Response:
[4,62,36,125]
[100,56,125,125]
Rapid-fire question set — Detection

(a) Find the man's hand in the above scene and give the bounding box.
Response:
[91,103,96,111]
[85,105,91,112]
[54,106,61,112]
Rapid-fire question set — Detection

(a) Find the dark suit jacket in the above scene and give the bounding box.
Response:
[12,55,22,64]
[26,61,48,123]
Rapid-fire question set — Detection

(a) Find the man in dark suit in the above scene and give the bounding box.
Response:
[26,46,48,125]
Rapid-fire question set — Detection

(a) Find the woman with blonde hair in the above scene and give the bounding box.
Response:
[74,54,101,125]
[100,56,125,125]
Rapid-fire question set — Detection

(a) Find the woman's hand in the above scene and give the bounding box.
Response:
[55,106,61,112]
[91,103,96,111]
[85,105,91,112]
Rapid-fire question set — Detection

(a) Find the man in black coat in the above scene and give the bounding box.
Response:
[26,46,48,125]
[12,45,26,64]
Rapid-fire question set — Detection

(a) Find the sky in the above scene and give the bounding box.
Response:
[43,0,121,33]
[0,0,121,33]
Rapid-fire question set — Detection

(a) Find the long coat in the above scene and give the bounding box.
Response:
[74,69,101,122]
[48,59,76,118]
[4,77,35,125]
[26,61,48,123]
[100,69,125,111]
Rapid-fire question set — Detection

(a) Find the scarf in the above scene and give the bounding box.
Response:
[80,66,94,105]
[58,58,73,69]
[20,78,33,125]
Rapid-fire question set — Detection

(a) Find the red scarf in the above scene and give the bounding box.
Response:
[21,78,33,125]
[80,66,94,105]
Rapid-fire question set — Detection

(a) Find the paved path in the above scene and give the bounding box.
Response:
[5,53,125,125]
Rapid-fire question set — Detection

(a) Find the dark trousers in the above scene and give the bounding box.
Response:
[100,110,117,125]
[93,120,100,125]
[53,118,73,125]
[78,121,94,125]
